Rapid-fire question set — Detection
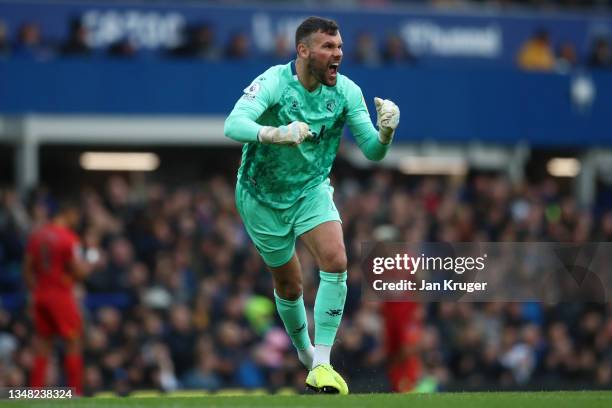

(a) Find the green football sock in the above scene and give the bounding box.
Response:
[314,271,347,346]
[274,291,311,351]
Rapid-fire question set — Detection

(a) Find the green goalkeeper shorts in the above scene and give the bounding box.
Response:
[235,180,341,268]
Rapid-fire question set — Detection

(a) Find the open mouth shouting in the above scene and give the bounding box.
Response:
[328,62,340,83]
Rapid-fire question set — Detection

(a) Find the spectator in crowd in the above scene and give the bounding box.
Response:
[224,32,250,60]
[381,34,416,65]
[13,22,53,60]
[517,29,556,71]
[555,41,578,72]
[164,304,197,379]
[268,33,293,63]
[108,39,137,58]
[181,336,221,390]
[169,24,220,60]
[587,37,611,68]
[0,21,10,58]
[353,32,381,67]
[60,18,91,57]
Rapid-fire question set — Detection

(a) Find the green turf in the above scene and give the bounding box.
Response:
[1,391,611,408]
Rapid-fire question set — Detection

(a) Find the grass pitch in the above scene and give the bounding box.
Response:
[1,391,611,408]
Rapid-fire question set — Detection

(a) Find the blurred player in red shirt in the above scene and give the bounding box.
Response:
[382,301,424,392]
[23,198,91,395]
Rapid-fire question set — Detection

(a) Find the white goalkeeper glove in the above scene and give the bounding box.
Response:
[374,97,400,145]
[257,121,312,146]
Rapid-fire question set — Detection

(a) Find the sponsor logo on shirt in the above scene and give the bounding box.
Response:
[242,82,262,100]
[309,125,326,145]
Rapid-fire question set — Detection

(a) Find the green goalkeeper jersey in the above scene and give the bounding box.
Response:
[225,61,389,209]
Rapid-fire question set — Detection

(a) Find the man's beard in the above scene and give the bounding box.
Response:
[307,56,335,87]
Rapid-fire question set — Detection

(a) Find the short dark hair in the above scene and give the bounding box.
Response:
[295,16,339,48]
[52,195,80,218]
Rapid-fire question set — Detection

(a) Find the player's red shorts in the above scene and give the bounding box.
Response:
[33,291,82,339]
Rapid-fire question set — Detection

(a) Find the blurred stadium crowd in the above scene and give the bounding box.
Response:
[0,16,611,71]
[0,165,611,394]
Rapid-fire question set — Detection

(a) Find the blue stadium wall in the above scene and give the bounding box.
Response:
[0,1,611,147]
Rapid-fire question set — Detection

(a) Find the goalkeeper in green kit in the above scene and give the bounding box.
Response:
[224,16,400,394]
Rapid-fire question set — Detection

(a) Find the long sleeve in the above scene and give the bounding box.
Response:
[344,80,390,161]
[224,108,262,143]
[224,74,278,143]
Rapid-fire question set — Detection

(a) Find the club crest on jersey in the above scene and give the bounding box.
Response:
[326,99,336,113]
[289,97,300,112]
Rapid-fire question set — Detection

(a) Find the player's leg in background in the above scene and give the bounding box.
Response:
[383,302,424,392]
[269,253,314,369]
[30,335,52,388]
[64,337,83,395]
[300,221,347,368]
[56,294,84,395]
[30,298,54,388]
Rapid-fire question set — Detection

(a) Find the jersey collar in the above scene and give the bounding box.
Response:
[290,59,298,80]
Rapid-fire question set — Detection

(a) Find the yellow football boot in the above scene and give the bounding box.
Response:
[305,364,349,395]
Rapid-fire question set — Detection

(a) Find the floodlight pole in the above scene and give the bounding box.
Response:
[0,116,39,198]
[15,117,40,198]
[576,150,597,209]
